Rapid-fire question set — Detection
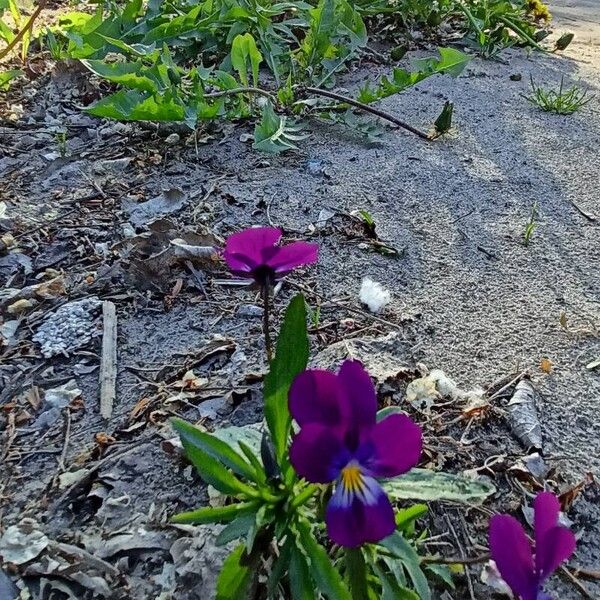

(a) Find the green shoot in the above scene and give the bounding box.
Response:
[524,76,592,115]
[523,201,539,246]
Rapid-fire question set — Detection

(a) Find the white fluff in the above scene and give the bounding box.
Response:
[359,277,391,313]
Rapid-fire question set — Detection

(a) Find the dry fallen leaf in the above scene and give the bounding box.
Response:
[540,358,553,374]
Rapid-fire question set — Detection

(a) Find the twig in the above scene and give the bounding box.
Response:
[0,0,46,60]
[444,513,476,600]
[422,554,490,565]
[300,86,432,140]
[487,369,530,402]
[571,567,600,581]
[203,87,277,104]
[100,301,117,420]
[560,564,593,598]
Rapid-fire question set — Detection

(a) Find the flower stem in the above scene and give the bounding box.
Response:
[345,548,368,598]
[261,284,273,362]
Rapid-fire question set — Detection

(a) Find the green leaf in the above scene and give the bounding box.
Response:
[0,69,22,91]
[395,503,428,534]
[216,544,253,600]
[296,520,352,600]
[216,512,258,546]
[380,533,430,600]
[263,294,309,463]
[290,545,317,600]
[253,102,307,153]
[171,500,259,525]
[172,418,258,482]
[383,469,496,503]
[84,89,186,121]
[81,60,160,93]
[345,548,368,600]
[171,420,259,497]
[434,101,453,135]
[231,33,263,87]
[413,47,471,78]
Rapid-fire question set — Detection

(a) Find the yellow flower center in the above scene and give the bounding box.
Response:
[341,463,363,493]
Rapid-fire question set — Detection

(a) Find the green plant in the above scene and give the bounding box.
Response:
[55,131,68,157]
[524,76,592,115]
[170,292,496,598]
[523,200,538,246]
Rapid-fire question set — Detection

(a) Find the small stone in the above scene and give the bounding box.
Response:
[165,133,180,145]
[237,304,264,319]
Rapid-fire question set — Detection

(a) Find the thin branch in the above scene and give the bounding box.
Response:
[0,0,46,61]
[422,554,490,565]
[203,87,277,103]
[300,85,431,140]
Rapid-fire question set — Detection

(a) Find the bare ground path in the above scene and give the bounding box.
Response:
[0,1,599,598]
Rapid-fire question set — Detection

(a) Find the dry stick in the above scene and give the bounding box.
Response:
[0,0,46,61]
[444,513,476,600]
[100,301,117,420]
[301,86,432,140]
[422,554,490,565]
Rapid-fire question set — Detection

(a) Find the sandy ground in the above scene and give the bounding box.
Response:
[1,0,599,598]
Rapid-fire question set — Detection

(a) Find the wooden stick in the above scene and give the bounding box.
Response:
[99,301,117,419]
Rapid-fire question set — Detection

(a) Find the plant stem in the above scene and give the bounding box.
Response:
[345,548,369,598]
[262,284,273,362]
[422,554,490,565]
[300,86,432,140]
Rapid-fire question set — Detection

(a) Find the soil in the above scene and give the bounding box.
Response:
[0,1,599,598]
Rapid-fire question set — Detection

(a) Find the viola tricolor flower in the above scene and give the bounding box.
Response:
[489,492,576,600]
[288,360,422,547]
[223,227,318,286]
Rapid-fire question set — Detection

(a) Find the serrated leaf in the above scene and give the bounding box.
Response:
[84,89,186,121]
[383,469,496,503]
[263,294,309,463]
[82,59,160,93]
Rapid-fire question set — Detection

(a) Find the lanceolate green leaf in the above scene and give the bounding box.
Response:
[380,533,430,600]
[383,468,496,503]
[171,418,258,482]
[216,544,253,600]
[171,500,260,525]
[263,294,309,463]
[289,545,317,600]
[231,33,263,87]
[296,520,352,600]
[172,420,259,497]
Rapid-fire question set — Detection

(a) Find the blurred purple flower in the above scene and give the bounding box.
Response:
[223,227,318,286]
[489,492,576,600]
[288,360,422,547]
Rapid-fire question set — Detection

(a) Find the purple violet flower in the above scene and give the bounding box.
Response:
[489,492,576,600]
[288,360,422,547]
[223,227,318,286]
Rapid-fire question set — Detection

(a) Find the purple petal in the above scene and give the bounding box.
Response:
[263,241,318,275]
[289,424,347,483]
[535,526,576,582]
[489,515,538,600]
[289,369,348,427]
[225,227,281,265]
[367,414,422,478]
[222,251,257,276]
[326,475,395,547]
[338,361,377,433]
[534,492,560,547]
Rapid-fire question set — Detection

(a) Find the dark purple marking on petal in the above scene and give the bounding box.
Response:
[224,227,281,265]
[263,241,318,275]
[489,515,538,600]
[289,369,348,427]
[326,475,395,547]
[289,424,347,484]
[367,414,422,478]
[535,526,576,582]
[338,360,377,434]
